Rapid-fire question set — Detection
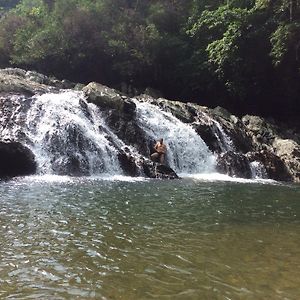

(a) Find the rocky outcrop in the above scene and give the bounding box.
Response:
[0,68,74,96]
[83,82,150,156]
[246,150,292,181]
[242,115,300,182]
[216,151,252,178]
[272,139,300,182]
[1,67,300,182]
[142,160,179,179]
[0,141,37,179]
[118,149,179,179]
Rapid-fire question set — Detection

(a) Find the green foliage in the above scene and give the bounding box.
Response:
[0,0,299,118]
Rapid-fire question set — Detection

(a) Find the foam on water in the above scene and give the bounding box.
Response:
[182,173,277,184]
[23,174,148,184]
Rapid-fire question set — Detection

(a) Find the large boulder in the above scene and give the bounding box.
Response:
[0,141,37,178]
[216,151,252,178]
[242,115,300,181]
[83,82,130,111]
[118,150,139,177]
[272,139,300,182]
[246,150,292,181]
[242,115,278,150]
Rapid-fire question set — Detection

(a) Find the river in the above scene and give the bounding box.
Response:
[0,175,299,299]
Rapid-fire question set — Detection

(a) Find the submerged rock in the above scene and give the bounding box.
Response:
[0,141,37,178]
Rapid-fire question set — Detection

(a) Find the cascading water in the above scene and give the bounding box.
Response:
[134,99,216,174]
[1,91,122,175]
[0,88,271,180]
[250,161,268,179]
[199,111,235,153]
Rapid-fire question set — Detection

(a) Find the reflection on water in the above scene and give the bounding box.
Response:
[0,177,300,299]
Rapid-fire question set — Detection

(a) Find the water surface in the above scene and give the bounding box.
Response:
[0,176,299,299]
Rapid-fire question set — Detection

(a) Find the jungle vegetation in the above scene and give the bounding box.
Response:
[1,0,300,119]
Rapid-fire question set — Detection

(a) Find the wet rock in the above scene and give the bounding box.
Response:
[142,160,179,179]
[216,151,252,178]
[0,141,37,178]
[51,155,89,176]
[194,123,222,153]
[118,150,139,177]
[246,150,292,181]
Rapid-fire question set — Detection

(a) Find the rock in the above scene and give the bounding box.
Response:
[246,150,292,181]
[157,99,195,123]
[242,115,277,147]
[144,87,163,99]
[272,139,300,182]
[194,122,223,153]
[211,106,233,122]
[118,150,139,177]
[0,141,37,178]
[25,70,49,84]
[83,82,126,111]
[83,82,151,155]
[51,155,89,176]
[216,151,252,178]
[142,159,179,179]
[118,148,179,179]
[0,68,76,94]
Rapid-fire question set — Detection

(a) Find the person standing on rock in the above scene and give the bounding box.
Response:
[151,138,167,164]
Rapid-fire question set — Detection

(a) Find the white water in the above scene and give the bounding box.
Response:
[0,90,272,181]
[250,161,268,179]
[134,99,216,174]
[3,91,122,175]
[199,111,235,152]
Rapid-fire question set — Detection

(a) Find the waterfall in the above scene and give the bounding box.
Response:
[199,112,235,153]
[1,91,122,175]
[134,99,216,174]
[0,87,272,180]
[250,161,268,179]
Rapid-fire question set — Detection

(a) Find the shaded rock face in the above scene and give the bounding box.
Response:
[0,141,37,179]
[216,151,252,179]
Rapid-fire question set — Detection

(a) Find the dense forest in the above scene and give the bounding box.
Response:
[0,0,299,120]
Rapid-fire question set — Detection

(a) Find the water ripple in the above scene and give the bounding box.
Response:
[0,177,299,299]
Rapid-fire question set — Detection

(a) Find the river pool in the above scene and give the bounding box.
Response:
[0,175,299,299]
